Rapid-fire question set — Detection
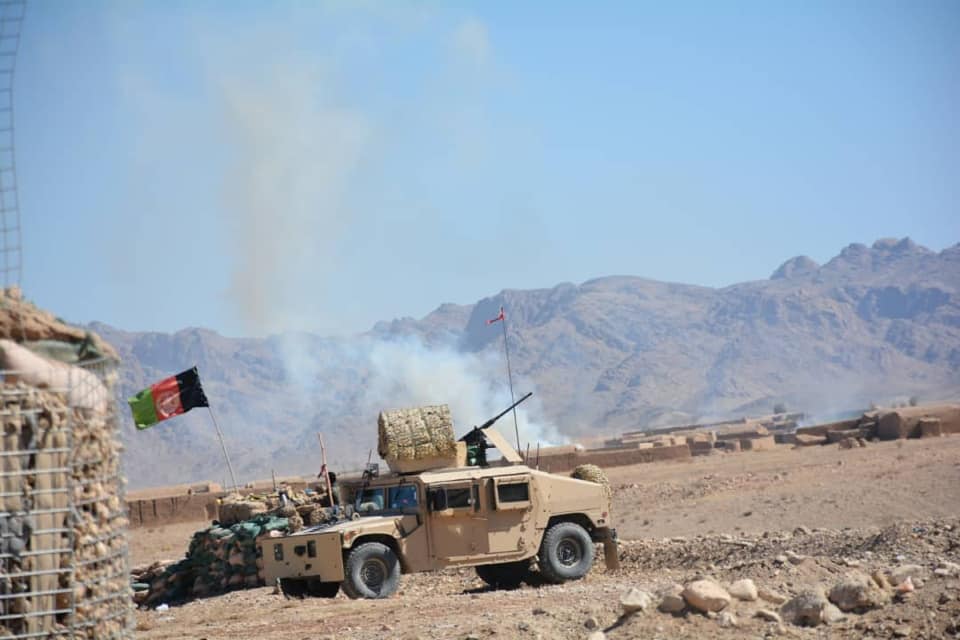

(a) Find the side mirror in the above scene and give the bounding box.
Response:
[428,489,447,512]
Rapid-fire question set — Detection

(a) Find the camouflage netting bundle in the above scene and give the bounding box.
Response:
[132,513,291,606]
[378,404,457,461]
[571,464,612,501]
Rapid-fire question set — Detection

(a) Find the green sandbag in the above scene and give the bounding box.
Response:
[231,521,261,539]
[261,517,288,531]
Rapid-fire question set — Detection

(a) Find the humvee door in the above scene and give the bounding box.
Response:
[486,474,534,554]
[425,480,486,564]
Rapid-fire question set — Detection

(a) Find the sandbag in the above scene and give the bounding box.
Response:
[0,288,117,359]
[378,404,456,461]
[0,339,109,413]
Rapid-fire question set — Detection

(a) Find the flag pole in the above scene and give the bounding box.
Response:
[500,309,521,453]
[206,406,239,494]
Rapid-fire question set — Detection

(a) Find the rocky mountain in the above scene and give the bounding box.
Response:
[101,238,960,489]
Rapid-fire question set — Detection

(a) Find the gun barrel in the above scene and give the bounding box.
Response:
[478,392,533,430]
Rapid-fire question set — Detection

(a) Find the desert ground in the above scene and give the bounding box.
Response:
[130,435,960,639]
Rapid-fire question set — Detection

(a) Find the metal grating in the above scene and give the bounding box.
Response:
[0,0,24,290]
[0,357,134,639]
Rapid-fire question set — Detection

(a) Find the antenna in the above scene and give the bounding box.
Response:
[0,0,25,290]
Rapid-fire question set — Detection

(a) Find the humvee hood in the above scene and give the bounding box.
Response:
[286,515,399,537]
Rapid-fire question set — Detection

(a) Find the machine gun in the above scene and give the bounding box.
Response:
[460,392,533,466]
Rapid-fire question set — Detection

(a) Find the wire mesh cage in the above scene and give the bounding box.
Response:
[0,354,133,639]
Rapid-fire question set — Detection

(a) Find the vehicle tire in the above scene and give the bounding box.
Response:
[537,522,594,584]
[306,578,340,598]
[341,542,401,599]
[279,578,308,598]
[475,560,529,590]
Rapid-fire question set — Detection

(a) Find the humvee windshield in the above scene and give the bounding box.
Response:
[355,484,419,514]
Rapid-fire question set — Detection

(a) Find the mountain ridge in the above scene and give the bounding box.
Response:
[100,238,960,488]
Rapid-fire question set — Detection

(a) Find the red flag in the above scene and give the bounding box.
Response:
[486,306,505,325]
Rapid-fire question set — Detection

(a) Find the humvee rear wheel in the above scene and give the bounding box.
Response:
[475,560,529,590]
[307,578,340,598]
[342,542,401,599]
[538,522,594,584]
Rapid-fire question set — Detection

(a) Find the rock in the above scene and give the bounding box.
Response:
[758,586,788,605]
[658,584,686,614]
[829,572,889,612]
[889,565,926,584]
[896,576,915,593]
[756,609,783,624]
[937,561,960,576]
[872,570,892,590]
[934,568,951,577]
[780,590,828,627]
[620,588,652,614]
[584,616,599,630]
[785,550,807,565]
[821,603,845,624]
[893,626,911,638]
[586,632,606,640]
[682,579,731,613]
[728,578,758,601]
[774,554,788,565]
[717,611,737,628]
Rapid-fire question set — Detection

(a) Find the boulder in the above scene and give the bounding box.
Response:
[889,565,926,585]
[728,578,758,601]
[758,586,788,605]
[821,603,846,624]
[658,584,686,614]
[780,590,829,627]
[828,572,889,612]
[756,609,782,624]
[717,611,737,628]
[620,588,652,614]
[682,579,731,613]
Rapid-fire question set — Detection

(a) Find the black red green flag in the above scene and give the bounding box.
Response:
[127,367,209,430]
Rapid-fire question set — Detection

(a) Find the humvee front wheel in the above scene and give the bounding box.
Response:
[475,560,529,589]
[341,542,401,599]
[538,522,594,584]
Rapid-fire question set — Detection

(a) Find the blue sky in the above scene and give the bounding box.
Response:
[17,1,960,337]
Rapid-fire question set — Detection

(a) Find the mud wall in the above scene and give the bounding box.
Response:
[536,443,691,473]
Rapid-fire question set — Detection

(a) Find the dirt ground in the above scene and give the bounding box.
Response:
[131,436,960,639]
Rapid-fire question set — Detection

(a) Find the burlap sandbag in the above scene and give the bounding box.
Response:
[0,340,109,413]
[571,464,612,501]
[378,405,456,461]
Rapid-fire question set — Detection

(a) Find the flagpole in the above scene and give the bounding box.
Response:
[206,406,240,494]
[500,311,521,453]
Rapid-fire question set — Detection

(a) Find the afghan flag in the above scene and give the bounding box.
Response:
[128,366,209,430]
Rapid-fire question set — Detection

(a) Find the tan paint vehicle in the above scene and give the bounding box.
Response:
[258,428,618,599]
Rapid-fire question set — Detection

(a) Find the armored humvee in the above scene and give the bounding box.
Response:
[258,419,618,599]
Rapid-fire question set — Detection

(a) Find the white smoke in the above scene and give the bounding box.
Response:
[216,60,371,336]
[361,336,564,449]
[200,14,560,458]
